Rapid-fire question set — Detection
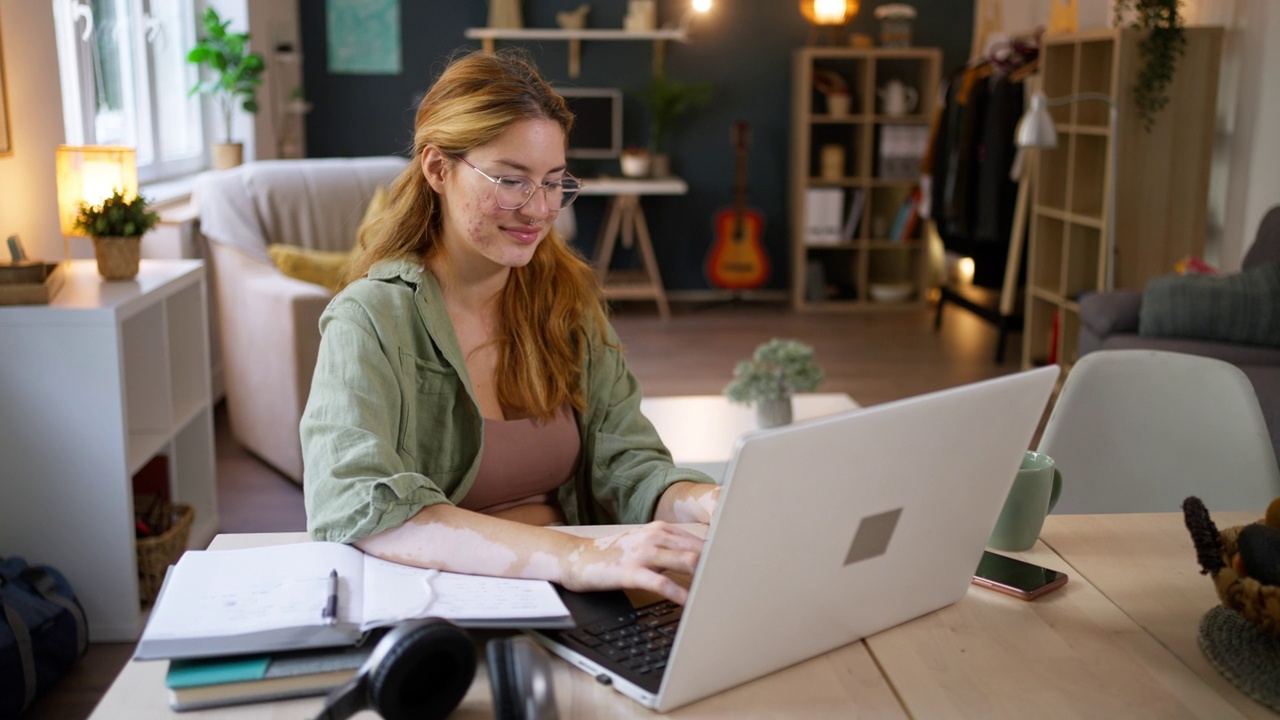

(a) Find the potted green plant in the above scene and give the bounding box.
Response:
[74,190,160,280]
[724,338,824,428]
[1113,0,1186,132]
[187,7,266,169]
[631,72,712,177]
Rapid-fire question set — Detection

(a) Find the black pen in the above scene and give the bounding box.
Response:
[322,569,339,625]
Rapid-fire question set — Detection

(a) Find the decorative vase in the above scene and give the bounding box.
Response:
[620,150,651,178]
[92,236,141,280]
[488,0,523,28]
[756,396,794,429]
[212,143,243,170]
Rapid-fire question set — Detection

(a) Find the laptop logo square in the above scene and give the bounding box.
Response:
[844,508,902,566]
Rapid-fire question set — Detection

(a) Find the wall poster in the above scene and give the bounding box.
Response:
[326,0,402,75]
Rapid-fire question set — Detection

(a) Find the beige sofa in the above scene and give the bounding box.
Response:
[194,157,409,483]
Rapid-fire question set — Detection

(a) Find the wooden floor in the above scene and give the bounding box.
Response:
[27,300,1024,719]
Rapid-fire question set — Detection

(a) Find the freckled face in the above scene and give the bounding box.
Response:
[430,118,568,274]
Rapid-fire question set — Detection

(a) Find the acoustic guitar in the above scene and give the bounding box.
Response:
[705,122,769,290]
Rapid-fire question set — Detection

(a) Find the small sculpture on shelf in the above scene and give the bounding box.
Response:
[725,338,825,428]
[556,4,591,30]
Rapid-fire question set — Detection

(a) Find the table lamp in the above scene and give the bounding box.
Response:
[56,145,139,260]
[1014,90,1118,290]
[800,0,859,45]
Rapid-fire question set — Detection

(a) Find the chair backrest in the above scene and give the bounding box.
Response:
[1039,349,1280,514]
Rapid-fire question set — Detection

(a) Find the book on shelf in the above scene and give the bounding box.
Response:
[876,125,930,180]
[134,541,573,661]
[166,642,374,711]
[840,188,866,242]
[888,188,922,242]
[805,187,844,245]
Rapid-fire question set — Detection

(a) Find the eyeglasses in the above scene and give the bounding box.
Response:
[451,154,583,210]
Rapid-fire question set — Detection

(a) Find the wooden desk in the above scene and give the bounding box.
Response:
[581,176,688,320]
[90,516,1273,718]
[641,393,861,481]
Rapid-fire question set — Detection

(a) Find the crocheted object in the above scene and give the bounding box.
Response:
[1198,605,1280,712]
[1183,496,1280,640]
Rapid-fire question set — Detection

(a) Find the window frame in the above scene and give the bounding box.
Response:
[53,0,209,184]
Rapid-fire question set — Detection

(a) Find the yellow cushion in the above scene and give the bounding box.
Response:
[267,244,353,293]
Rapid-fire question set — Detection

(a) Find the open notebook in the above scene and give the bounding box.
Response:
[134,541,572,661]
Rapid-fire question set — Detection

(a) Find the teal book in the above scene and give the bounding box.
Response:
[165,643,373,711]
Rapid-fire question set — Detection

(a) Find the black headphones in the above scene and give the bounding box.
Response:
[312,618,558,720]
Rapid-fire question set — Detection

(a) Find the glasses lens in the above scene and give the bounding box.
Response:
[558,178,581,208]
[494,177,533,210]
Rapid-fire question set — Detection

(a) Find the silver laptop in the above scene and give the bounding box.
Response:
[530,366,1060,712]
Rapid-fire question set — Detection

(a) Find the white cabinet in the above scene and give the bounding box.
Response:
[0,260,219,641]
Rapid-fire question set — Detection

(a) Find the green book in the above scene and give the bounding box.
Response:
[165,643,373,711]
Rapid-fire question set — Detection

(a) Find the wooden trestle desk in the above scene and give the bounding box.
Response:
[580,176,688,321]
[90,512,1271,718]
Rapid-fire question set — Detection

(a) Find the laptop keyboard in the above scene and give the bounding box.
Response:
[560,599,683,676]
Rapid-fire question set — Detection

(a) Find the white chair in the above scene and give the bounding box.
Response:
[1039,349,1280,514]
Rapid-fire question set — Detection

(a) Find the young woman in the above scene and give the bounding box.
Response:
[301,50,719,605]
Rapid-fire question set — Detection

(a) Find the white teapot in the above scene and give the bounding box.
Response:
[878,79,919,116]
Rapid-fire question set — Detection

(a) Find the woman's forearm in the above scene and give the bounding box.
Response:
[354,502,579,583]
[654,481,721,524]
[354,501,707,604]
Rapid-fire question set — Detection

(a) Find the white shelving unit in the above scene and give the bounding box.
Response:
[464,27,688,77]
[0,260,219,642]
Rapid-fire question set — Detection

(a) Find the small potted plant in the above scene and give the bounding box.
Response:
[187,7,266,169]
[631,71,713,177]
[724,338,824,428]
[74,190,160,280]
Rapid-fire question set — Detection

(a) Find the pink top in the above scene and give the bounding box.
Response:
[458,403,581,515]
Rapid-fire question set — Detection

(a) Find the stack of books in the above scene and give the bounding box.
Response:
[138,541,575,710]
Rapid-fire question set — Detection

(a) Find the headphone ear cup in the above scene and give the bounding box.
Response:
[366,619,477,720]
[486,635,559,720]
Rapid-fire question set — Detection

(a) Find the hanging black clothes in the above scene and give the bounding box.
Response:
[930,64,1024,288]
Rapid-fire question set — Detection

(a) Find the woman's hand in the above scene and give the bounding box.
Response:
[560,522,705,604]
[656,481,721,524]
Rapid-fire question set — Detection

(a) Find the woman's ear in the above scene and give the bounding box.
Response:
[422,147,450,194]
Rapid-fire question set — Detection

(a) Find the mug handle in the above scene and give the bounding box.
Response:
[1046,468,1063,513]
[904,87,919,113]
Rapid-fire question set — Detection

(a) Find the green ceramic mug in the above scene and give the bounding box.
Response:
[988,451,1063,552]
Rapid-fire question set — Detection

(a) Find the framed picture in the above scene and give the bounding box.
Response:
[0,10,10,155]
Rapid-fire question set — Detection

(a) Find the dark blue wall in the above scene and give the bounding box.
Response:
[300,1,972,291]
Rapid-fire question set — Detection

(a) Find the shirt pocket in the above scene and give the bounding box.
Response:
[397,349,470,479]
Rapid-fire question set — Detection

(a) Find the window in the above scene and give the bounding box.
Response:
[53,0,206,183]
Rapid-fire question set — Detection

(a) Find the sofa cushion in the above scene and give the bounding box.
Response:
[1140,263,1280,348]
[267,244,353,293]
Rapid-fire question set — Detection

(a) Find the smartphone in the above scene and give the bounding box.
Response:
[971,550,1068,600]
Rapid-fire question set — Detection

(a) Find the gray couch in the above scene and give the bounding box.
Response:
[1077,206,1280,461]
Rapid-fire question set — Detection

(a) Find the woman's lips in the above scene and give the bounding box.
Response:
[505,225,541,244]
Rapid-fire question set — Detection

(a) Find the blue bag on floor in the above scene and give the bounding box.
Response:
[0,557,89,716]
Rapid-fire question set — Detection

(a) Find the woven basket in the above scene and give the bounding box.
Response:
[136,503,194,606]
[92,235,141,280]
[1184,496,1280,640]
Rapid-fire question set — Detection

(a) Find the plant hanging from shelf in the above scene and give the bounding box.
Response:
[1113,0,1186,132]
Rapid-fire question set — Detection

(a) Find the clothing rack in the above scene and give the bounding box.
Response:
[931,44,1039,364]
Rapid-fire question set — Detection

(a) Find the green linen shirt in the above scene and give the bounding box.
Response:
[302,258,714,543]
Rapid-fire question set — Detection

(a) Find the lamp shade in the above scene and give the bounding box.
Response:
[1015,92,1059,149]
[56,145,138,236]
[799,0,859,26]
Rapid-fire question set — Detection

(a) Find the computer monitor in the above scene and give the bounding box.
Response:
[556,87,623,159]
